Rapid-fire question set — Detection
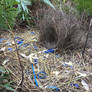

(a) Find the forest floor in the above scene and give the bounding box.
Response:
[0,28,92,92]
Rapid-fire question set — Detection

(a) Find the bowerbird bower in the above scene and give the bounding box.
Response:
[38,8,91,50]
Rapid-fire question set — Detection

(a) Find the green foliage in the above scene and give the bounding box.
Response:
[42,0,55,9]
[16,0,55,26]
[0,0,19,30]
[0,66,15,91]
[0,0,55,30]
[72,0,92,14]
[16,0,55,21]
[16,0,31,13]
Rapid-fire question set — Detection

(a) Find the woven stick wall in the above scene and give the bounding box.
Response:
[38,8,88,50]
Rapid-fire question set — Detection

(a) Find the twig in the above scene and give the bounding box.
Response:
[5,18,24,88]
[82,19,92,58]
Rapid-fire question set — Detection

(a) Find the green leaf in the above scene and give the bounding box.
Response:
[42,0,55,9]
[0,0,19,30]
[73,0,92,14]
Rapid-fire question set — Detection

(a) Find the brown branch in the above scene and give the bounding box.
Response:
[82,19,92,58]
[5,19,24,88]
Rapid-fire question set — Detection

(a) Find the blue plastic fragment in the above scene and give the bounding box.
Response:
[70,83,73,86]
[34,59,38,64]
[37,71,47,79]
[33,45,38,50]
[70,66,73,69]
[8,48,13,51]
[32,64,38,87]
[44,49,55,53]
[14,37,24,41]
[63,64,68,67]
[47,86,60,91]
[30,32,35,35]
[73,83,79,88]
[23,43,30,47]
[70,83,79,88]
[17,41,23,45]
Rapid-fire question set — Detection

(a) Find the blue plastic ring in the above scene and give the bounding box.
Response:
[37,71,47,79]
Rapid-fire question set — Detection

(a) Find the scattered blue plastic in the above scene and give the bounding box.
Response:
[14,37,24,41]
[70,66,73,69]
[30,32,35,35]
[47,86,60,91]
[32,64,38,87]
[17,41,23,45]
[34,59,38,64]
[63,64,68,66]
[8,48,13,51]
[23,43,30,47]
[44,49,55,54]
[73,83,79,88]
[0,38,7,43]
[33,45,38,50]
[37,71,47,79]
[70,83,79,88]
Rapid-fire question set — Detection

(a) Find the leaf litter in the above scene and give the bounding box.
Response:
[0,28,92,92]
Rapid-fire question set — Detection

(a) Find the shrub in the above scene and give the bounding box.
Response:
[0,0,19,30]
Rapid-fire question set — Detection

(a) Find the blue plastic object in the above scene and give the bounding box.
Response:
[30,32,35,35]
[37,71,47,79]
[33,45,38,50]
[47,86,60,91]
[8,48,13,51]
[73,83,79,88]
[32,64,38,87]
[34,59,38,64]
[17,41,23,45]
[23,43,29,47]
[44,49,55,53]
[14,37,24,41]
[70,83,79,88]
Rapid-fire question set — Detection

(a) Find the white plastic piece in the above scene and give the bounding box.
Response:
[81,80,89,91]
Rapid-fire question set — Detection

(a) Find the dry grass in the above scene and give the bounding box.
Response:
[0,28,92,92]
[38,8,89,50]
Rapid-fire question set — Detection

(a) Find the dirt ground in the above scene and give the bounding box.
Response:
[0,28,92,92]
